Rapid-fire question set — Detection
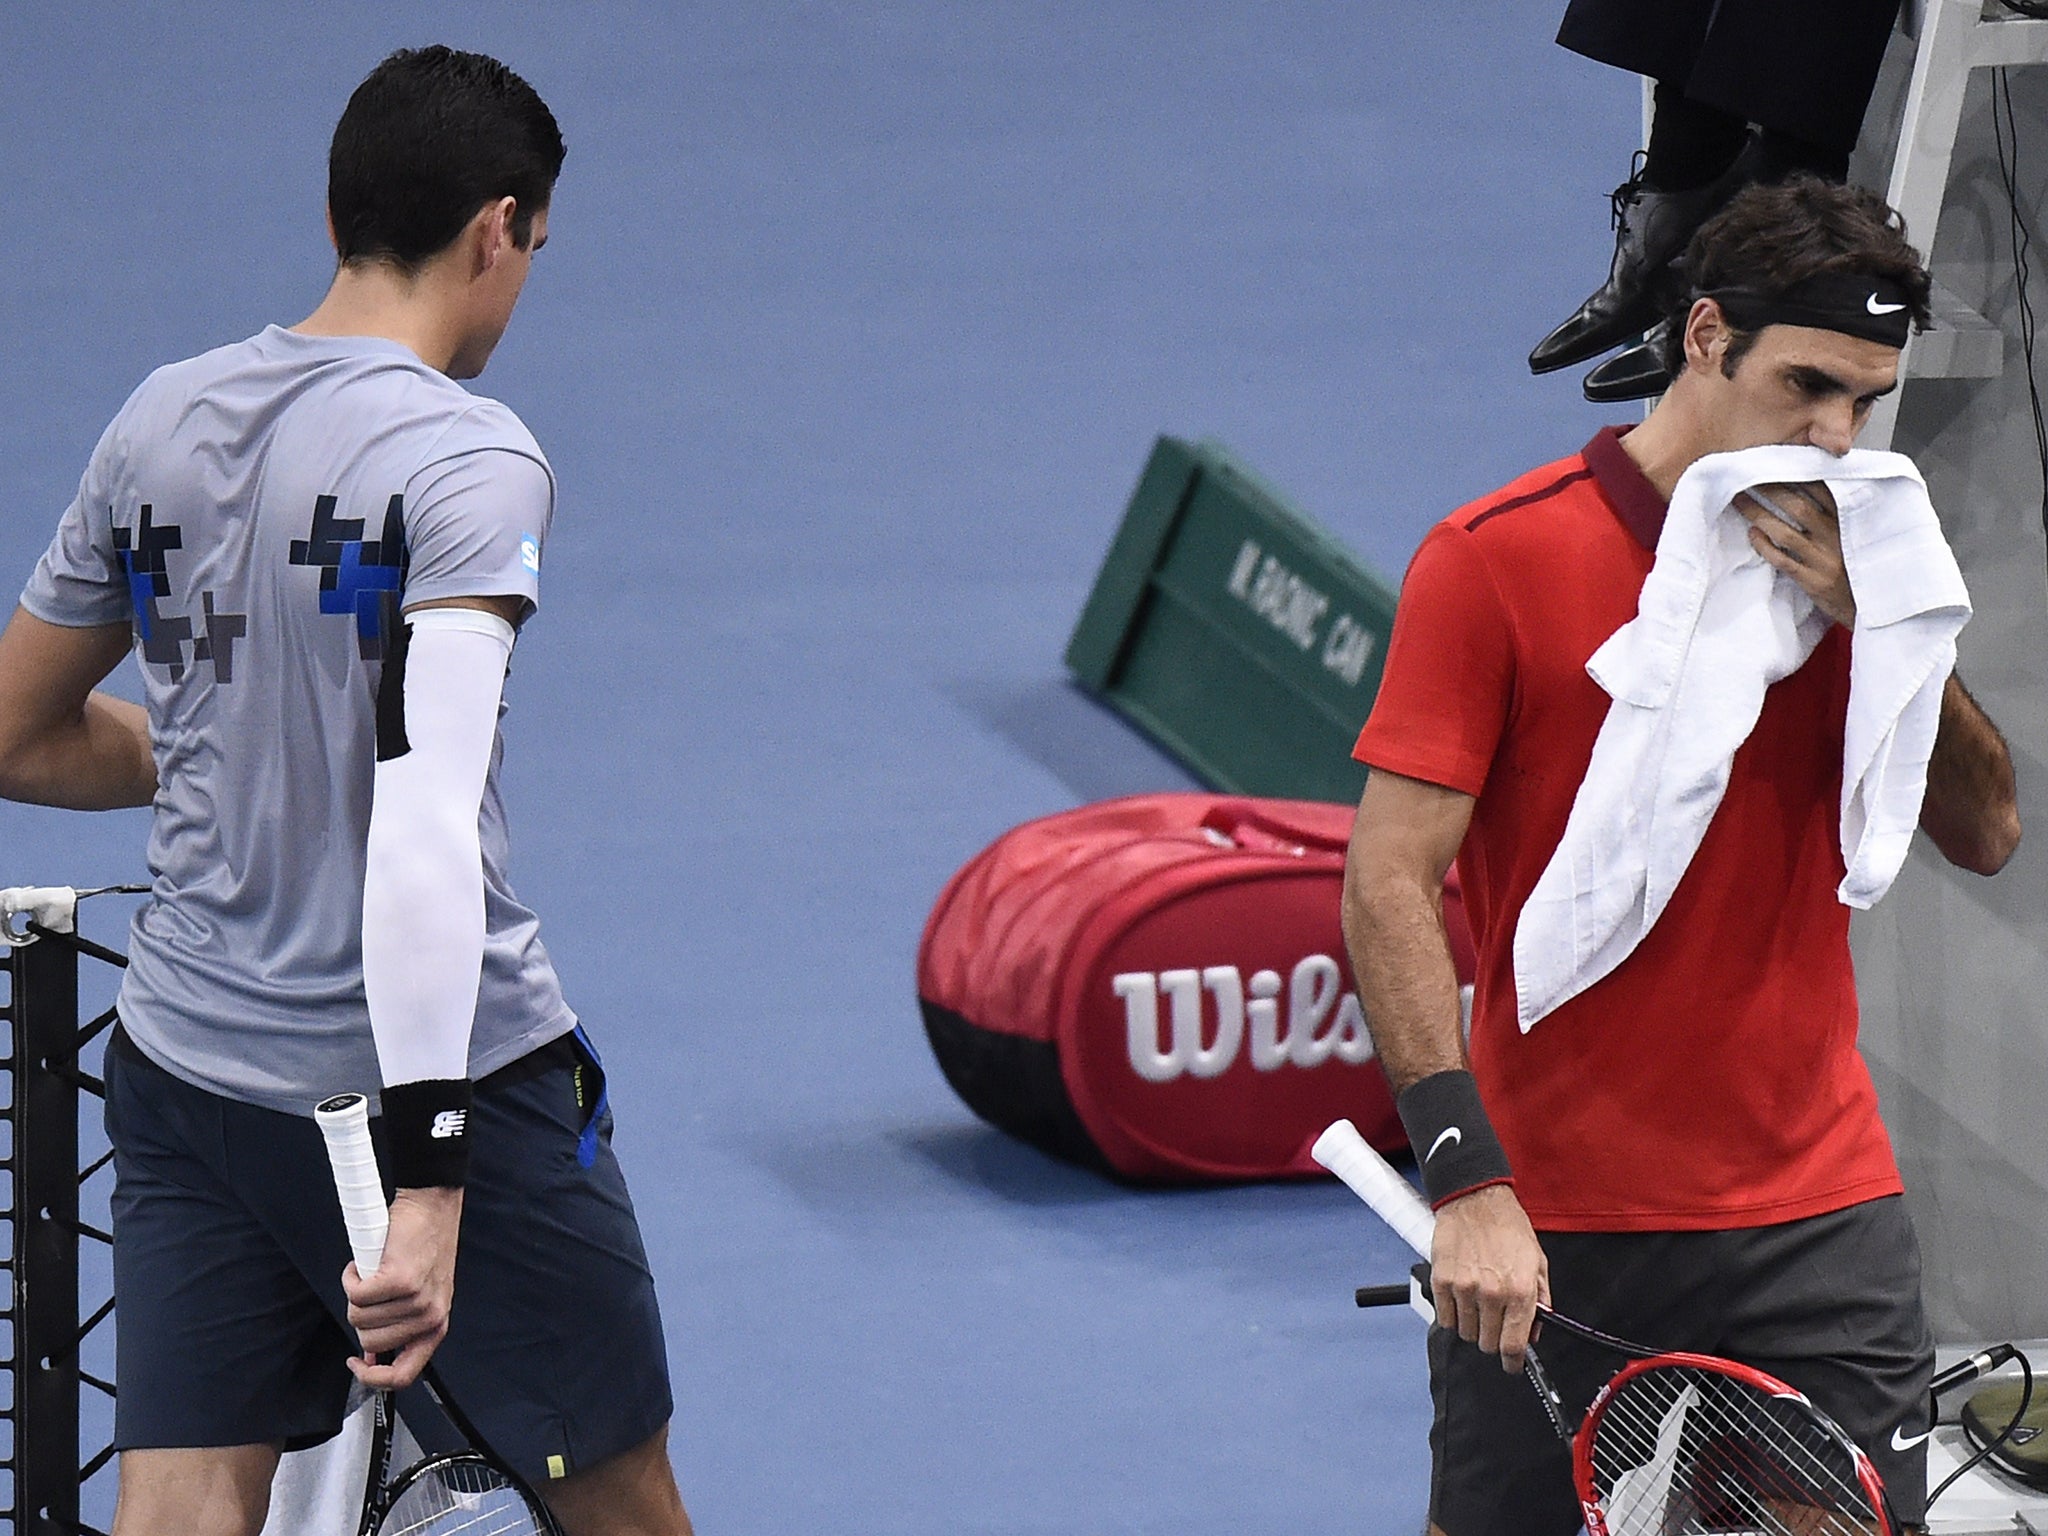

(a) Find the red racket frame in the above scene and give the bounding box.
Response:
[1572,1351,1894,1536]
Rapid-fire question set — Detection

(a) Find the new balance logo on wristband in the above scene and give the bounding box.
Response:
[379,1079,474,1188]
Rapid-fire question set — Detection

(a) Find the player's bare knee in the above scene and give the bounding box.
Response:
[543,1423,690,1536]
[112,1445,279,1536]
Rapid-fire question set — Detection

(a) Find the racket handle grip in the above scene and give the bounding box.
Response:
[1355,1284,1414,1308]
[315,1092,389,1277]
[1312,1119,1436,1259]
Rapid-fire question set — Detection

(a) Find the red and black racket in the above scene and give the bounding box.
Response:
[1314,1119,1898,1535]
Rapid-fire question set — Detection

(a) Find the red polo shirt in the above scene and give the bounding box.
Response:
[1353,427,1901,1231]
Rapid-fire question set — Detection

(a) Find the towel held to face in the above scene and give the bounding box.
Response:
[1512,444,1970,1034]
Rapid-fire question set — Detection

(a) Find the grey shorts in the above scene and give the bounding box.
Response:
[1426,1196,1934,1535]
[104,1023,674,1487]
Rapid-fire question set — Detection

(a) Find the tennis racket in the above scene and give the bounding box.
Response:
[316,1092,565,1536]
[1312,1118,1900,1536]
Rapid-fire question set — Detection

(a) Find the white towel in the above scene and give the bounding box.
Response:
[1512,444,1970,1033]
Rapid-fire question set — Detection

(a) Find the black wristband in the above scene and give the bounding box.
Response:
[380,1078,474,1189]
[1396,1069,1513,1209]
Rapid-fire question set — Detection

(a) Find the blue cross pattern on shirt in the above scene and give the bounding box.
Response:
[112,502,195,678]
[190,590,247,684]
[289,493,408,659]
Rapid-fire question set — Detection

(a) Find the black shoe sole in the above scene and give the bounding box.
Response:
[1582,342,1670,404]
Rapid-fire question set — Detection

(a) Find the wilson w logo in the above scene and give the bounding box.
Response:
[1112,956,1374,1084]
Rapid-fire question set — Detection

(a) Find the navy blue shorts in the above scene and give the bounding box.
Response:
[104,1023,674,1487]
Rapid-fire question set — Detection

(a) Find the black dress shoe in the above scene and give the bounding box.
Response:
[1529,140,1760,376]
[1582,325,1673,403]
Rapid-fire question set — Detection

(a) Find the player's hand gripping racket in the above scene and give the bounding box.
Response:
[1312,1118,1900,1536]
[316,1092,566,1536]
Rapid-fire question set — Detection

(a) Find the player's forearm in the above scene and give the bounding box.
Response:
[1919,673,2020,875]
[362,810,486,1083]
[1341,858,1468,1095]
[361,750,487,1194]
[0,690,155,810]
[361,609,511,1195]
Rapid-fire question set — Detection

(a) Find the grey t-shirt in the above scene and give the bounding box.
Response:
[20,325,574,1114]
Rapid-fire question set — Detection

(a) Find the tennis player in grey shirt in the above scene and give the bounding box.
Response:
[23,324,572,1114]
[0,47,691,1536]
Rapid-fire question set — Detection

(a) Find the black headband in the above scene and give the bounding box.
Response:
[1702,272,1917,349]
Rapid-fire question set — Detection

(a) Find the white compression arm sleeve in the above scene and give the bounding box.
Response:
[361,607,515,1088]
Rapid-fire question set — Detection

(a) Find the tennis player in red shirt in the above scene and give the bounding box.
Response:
[1344,176,2021,1535]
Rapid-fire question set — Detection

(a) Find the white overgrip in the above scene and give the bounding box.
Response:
[315,1093,389,1277]
[0,886,78,945]
[1311,1118,1436,1259]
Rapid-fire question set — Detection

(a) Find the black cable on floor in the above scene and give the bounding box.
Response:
[1991,67,2048,568]
[1928,1349,2035,1512]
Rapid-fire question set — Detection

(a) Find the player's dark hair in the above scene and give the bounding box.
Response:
[328,46,565,274]
[1659,174,1932,378]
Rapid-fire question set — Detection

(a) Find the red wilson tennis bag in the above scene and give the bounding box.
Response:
[917,793,1475,1182]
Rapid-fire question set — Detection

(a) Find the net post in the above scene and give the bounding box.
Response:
[15,931,81,1536]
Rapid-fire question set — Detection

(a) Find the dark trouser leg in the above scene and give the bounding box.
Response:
[1755,127,1853,185]
[1643,81,1749,191]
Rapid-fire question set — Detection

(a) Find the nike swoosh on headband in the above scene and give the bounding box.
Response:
[1426,1126,1463,1162]
[1867,294,1908,315]
[1891,1425,1932,1452]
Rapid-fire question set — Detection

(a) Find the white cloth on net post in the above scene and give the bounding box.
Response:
[0,886,77,943]
[1512,443,1970,1034]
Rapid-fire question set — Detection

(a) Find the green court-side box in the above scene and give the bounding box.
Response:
[1066,437,1399,806]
